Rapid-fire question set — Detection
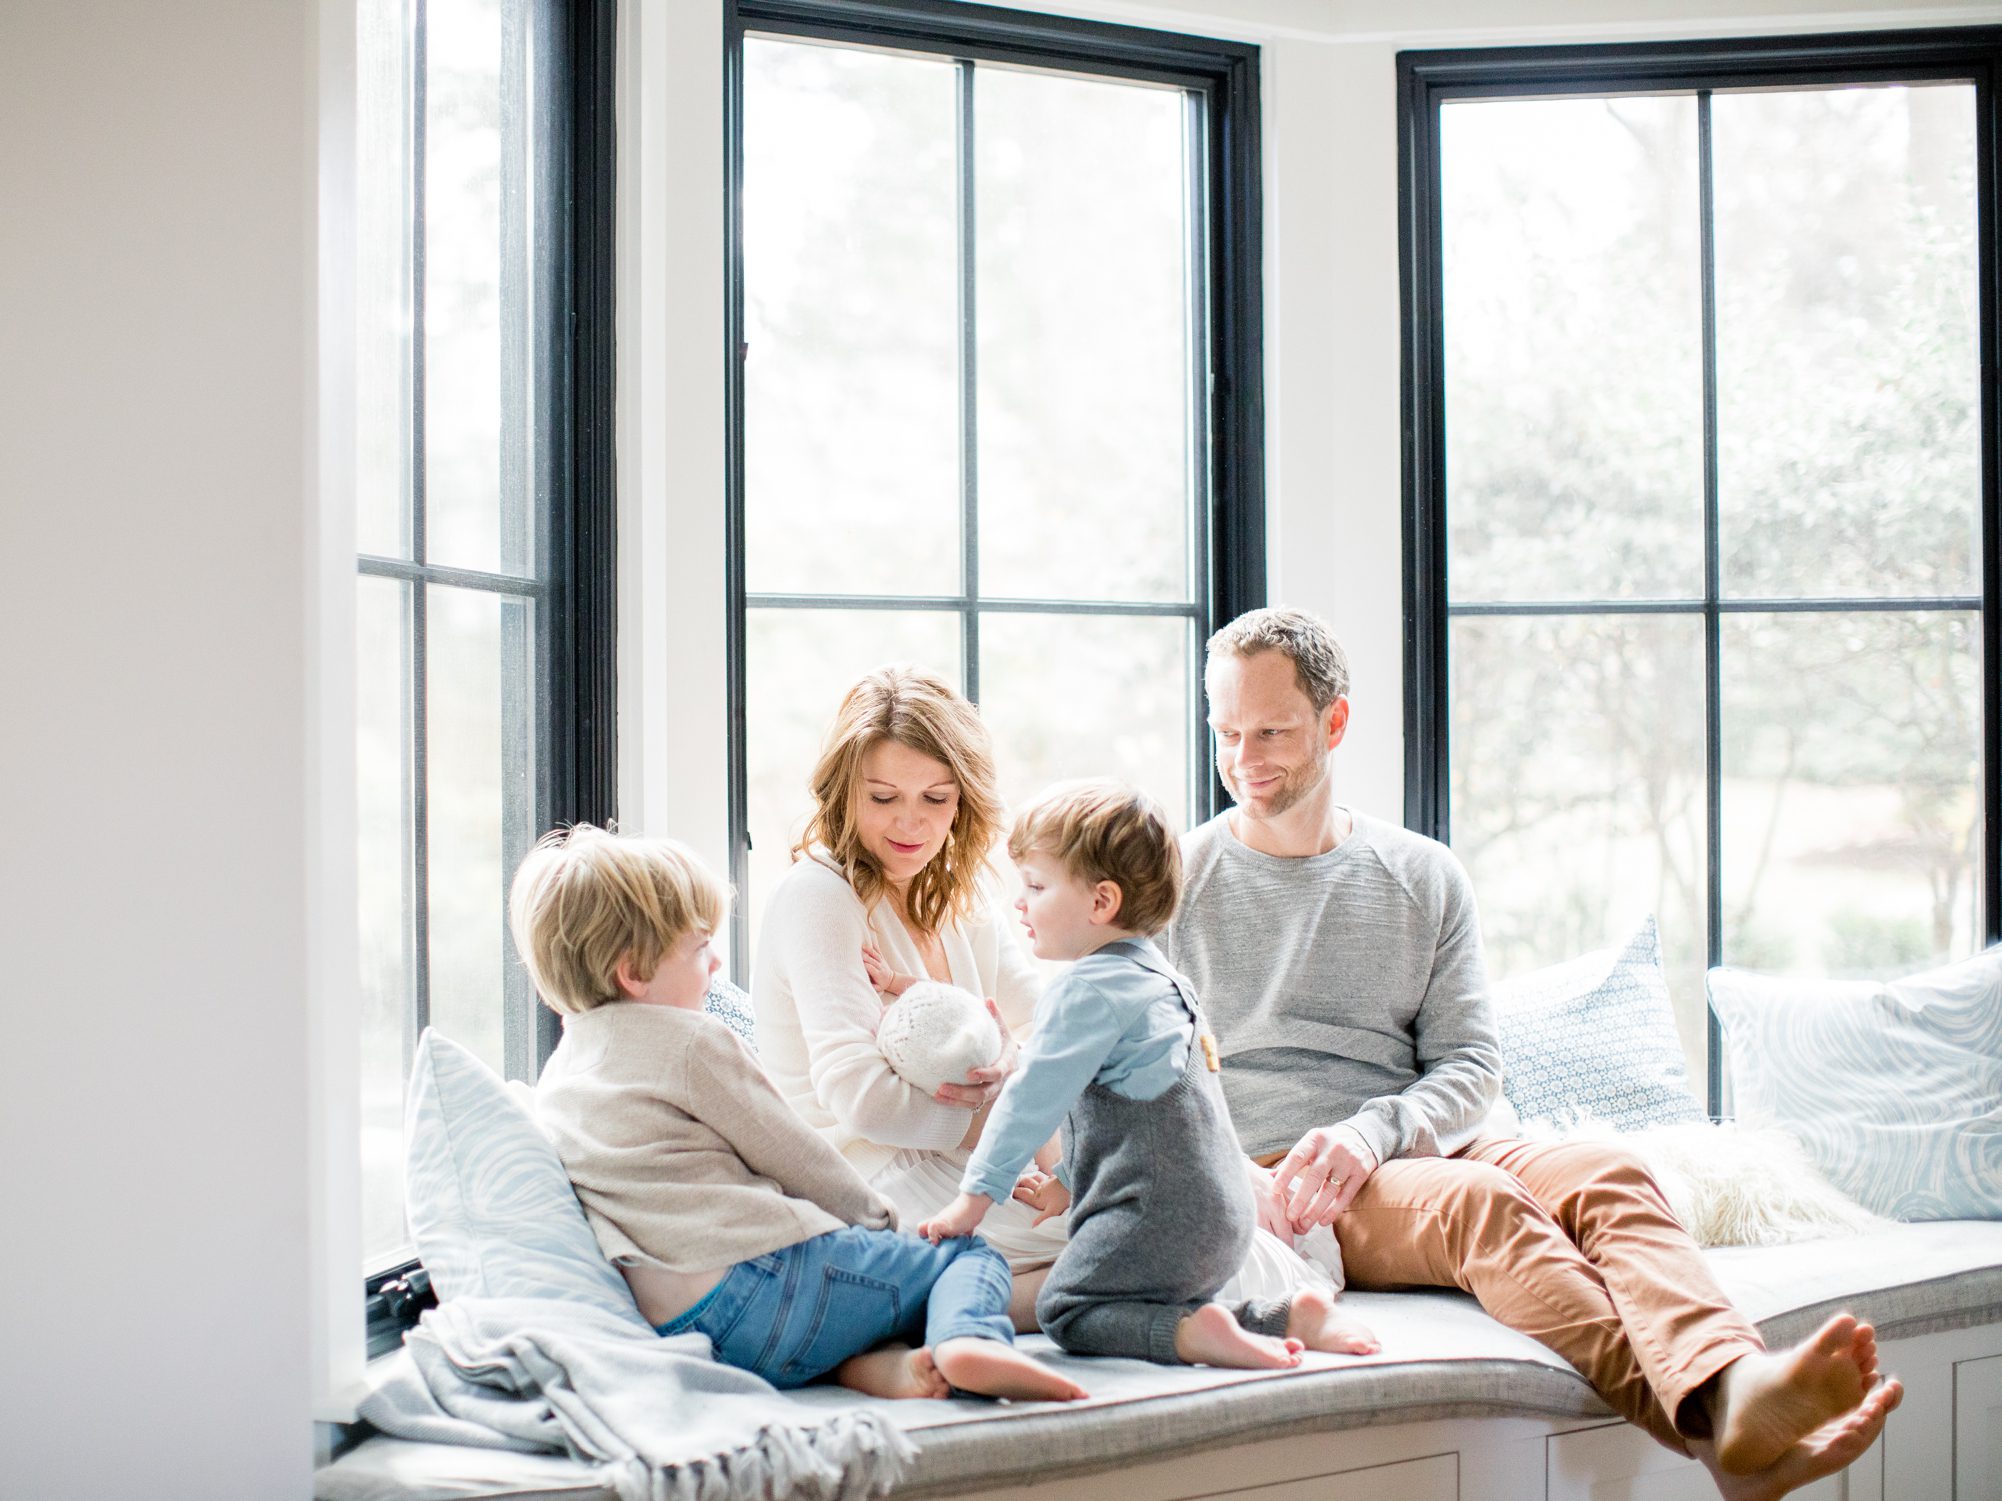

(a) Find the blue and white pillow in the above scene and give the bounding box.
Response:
[1709,948,2002,1221]
[703,977,757,1048]
[1493,916,1705,1130]
[404,1027,642,1323]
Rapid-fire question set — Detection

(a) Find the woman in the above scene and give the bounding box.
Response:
[751,664,1334,1323]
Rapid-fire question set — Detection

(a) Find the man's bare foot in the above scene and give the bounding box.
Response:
[1285,1287,1381,1355]
[933,1337,1088,1402]
[1174,1303,1305,1369]
[833,1343,950,1400]
[1693,1378,1901,1501]
[1708,1315,1873,1474]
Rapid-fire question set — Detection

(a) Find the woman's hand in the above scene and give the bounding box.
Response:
[918,1192,992,1243]
[1011,1169,1070,1227]
[861,942,913,1000]
[1272,1123,1379,1232]
[932,998,1016,1107]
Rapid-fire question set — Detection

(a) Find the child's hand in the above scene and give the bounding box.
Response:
[861,943,912,999]
[918,1192,992,1243]
[1011,1170,1070,1227]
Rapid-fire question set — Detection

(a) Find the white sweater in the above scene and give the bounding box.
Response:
[752,852,1042,1180]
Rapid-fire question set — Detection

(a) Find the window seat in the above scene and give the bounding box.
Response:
[315,1219,2002,1501]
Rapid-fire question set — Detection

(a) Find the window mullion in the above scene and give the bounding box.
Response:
[956,57,981,703]
[1698,87,1724,1117]
[406,0,433,1067]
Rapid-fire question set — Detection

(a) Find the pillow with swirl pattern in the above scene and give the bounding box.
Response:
[404,1027,643,1322]
[1708,947,2002,1221]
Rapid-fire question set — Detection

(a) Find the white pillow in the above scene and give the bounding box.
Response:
[1708,947,2002,1221]
[875,981,1002,1096]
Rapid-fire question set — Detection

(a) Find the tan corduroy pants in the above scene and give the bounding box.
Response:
[1332,1136,1764,1452]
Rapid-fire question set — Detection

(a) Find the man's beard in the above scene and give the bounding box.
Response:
[1227,753,1329,821]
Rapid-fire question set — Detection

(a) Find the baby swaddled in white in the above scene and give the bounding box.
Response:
[875,980,1004,1096]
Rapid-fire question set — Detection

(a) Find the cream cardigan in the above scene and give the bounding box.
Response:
[535,1001,895,1276]
[751,852,1041,1181]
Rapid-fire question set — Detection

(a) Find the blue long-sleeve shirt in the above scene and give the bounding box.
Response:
[960,937,1196,1202]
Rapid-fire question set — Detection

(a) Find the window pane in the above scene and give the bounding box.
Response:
[978,613,1194,829]
[357,0,412,560]
[975,69,1191,604]
[745,608,963,957]
[1441,97,1704,603]
[743,39,960,597]
[427,585,535,1075]
[1450,614,1710,1077]
[1714,85,1979,600]
[424,0,517,573]
[1722,610,1982,976]
[357,575,413,1267]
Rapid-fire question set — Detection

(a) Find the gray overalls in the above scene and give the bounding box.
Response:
[1034,940,1292,1362]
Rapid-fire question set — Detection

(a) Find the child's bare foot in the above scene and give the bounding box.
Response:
[1174,1303,1304,1369]
[1285,1287,1380,1355]
[833,1343,950,1400]
[1694,1378,1901,1501]
[1708,1315,1873,1474]
[933,1337,1088,1402]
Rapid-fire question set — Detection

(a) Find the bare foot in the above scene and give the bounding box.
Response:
[1285,1287,1381,1356]
[1174,1302,1305,1369]
[1709,1315,1872,1474]
[833,1343,950,1400]
[933,1337,1088,1402]
[1694,1378,1901,1501]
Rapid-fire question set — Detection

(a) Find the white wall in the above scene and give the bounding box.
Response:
[0,2,319,1495]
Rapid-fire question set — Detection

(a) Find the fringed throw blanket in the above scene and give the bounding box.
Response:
[359,1298,913,1501]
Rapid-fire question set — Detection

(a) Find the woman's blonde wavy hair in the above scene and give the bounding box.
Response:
[793,664,1003,936]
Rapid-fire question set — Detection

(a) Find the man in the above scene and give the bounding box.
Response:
[1165,606,1900,1501]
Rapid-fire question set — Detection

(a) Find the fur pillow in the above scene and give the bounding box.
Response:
[876,981,1003,1096]
[1518,1114,1889,1248]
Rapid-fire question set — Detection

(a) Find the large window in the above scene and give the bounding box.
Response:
[353,0,615,1316]
[1401,31,2000,1107]
[726,0,1263,966]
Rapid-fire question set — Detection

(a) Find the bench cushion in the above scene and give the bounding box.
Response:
[318,1221,2002,1501]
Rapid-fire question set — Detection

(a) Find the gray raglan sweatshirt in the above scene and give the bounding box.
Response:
[1163,809,1502,1166]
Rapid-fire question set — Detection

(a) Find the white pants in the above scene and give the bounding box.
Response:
[870,1145,1344,1303]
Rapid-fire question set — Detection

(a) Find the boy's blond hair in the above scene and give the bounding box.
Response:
[507,823,730,1015]
[1007,780,1182,936]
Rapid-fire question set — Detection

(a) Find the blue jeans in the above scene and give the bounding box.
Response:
[655,1226,1016,1388]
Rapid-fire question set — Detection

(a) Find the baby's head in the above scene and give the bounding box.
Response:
[507,823,729,1015]
[1007,779,1182,961]
[876,980,1003,1096]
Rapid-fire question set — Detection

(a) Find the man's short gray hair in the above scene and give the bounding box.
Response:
[1205,606,1351,713]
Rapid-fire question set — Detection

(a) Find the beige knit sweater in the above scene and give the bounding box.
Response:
[535,1001,897,1278]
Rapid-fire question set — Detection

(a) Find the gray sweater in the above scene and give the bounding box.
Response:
[1163,810,1502,1166]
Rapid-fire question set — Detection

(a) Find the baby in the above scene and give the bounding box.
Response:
[511,823,1085,1403]
[918,781,1377,1368]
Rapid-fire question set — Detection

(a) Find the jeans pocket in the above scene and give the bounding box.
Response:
[774,1267,904,1385]
[693,1258,777,1363]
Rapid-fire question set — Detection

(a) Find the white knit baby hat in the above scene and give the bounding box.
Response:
[876,981,1004,1096]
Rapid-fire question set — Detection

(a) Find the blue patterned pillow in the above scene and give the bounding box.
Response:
[1709,948,2002,1221]
[1493,917,1706,1130]
[703,976,757,1048]
[404,1028,643,1322]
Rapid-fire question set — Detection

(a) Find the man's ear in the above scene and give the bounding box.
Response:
[1324,695,1351,752]
[1090,879,1125,927]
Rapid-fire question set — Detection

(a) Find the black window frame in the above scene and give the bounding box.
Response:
[1398,26,2002,1114]
[722,0,1267,976]
[360,0,619,1356]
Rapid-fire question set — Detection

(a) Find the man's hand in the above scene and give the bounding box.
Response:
[1011,1169,1070,1227]
[1244,1157,1292,1240]
[1272,1124,1379,1232]
[919,1191,993,1243]
[933,998,1017,1107]
[861,943,913,999]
